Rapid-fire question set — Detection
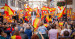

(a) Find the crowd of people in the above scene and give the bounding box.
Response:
[0,20,75,39]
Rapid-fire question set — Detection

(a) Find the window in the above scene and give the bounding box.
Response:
[0,0,8,6]
[1,0,5,4]
[18,2,21,8]
[10,0,15,7]
[66,0,73,5]
[29,0,47,9]
[29,0,46,1]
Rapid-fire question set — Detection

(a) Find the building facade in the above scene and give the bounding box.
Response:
[0,0,26,13]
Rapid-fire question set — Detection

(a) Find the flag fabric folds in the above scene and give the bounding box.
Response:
[33,18,41,29]
[11,35,21,39]
[1,4,14,16]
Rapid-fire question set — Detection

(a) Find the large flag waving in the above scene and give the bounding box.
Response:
[57,6,65,19]
[1,4,14,16]
[33,18,41,29]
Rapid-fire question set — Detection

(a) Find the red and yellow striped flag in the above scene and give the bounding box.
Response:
[33,18,41,29]
[11,35,21,39]
[59,22,63,26]
[36,9,40,17]
[46,15,49,22]
[1,4,14,16]
[58,12,63,19]
[41,11,44,20]
[44,23,48,27]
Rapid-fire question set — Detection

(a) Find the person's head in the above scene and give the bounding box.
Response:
[24,23,27,26]
[31,34,39,39]
[0,29,3,35]
[65,22,67,24]
[20,28,24,33]
[0,23,2,27]
[13,31,20,35]
[11,24,16,28]
[64,31,69,36]
[40,22,43,26]
[71,21,73,24]
[51,24,56,29]
[20,24,23,27]
[18,23,20,25]
[49,21,52,24]
[15,27,18,31]
[26,25,30,29]
[6,24,10,27]
[2,24,4,27]
[73,25,75,30]
[1,33,7,37]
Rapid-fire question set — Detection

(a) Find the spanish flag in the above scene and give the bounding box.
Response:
[41,11,44,20]
[36,9,40,17]
[25,12,29,22]
[33,18,41,29]
[11,35,21,39]
[1,4,14,16]
[0,7,4,9]
[46,15,49,22]
[59,22,63,26]
[41,6,46,10]
[58,12,63,19]
[44,23,48,27]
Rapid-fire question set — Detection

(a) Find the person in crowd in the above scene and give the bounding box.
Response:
[23,23,33,32]
[48,24,59,39]
[6,24,14,33]
[23,23,27,31]
[20,28,28,39]
[24,25,32,39]
[11,31,21,39]
[71,25,75,39]
[1,33,7,38]
[4,24,13,39]
[64,22,70,29]
[28,24,34,32]
[17,23,23,31]
[0,23,4,31]
[46,25,51,31]
[0,29,6,39]
[60,25,71,36]
[70,21,74,30]
[11,24,16,29]
[31,34,39,39]
[12,27,18,35]
[37,22,49,39]
[63,31,70,36]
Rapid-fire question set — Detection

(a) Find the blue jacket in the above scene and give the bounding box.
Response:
[24,29,32,39]
[4,27,12,39]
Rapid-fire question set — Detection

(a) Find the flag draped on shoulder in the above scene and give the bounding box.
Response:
[11,35,21,39]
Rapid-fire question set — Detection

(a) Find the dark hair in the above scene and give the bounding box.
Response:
[64,31,69,36]
[31,34,39,39]
[0,29,2,35]
[4,23,6,25]
[11,24,16,28]
[51,24,56,29]
[13,31,20,35]
[40,22,43,26]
